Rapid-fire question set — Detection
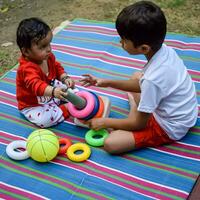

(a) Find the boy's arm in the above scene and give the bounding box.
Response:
[103,79,141,93]
[80,73,142,93]
[88,111,150,131]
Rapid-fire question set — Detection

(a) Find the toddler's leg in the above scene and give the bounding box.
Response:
[21,103,68,128]
[104,130,135,154]
[52,79,68,89]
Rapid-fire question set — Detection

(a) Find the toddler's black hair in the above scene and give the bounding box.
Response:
[116,1,167,52]
[16,17,51,49]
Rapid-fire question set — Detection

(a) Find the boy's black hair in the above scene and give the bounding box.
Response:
[16,17,51,49]
[116,1,167,52]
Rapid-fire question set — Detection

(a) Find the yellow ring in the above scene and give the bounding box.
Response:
[66,143,91,162]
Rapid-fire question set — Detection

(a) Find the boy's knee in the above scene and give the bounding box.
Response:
[104,137,118,154]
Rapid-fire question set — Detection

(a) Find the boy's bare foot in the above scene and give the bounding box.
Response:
[127,92,138,118]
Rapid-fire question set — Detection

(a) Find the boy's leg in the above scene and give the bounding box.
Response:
[104,115,174,154]
[127,71,142,118]
[104,130,136,154]
[128,71,142,106]
[104,90,139,154]
[103,79,173,154]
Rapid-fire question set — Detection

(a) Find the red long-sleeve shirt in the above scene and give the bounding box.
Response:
[16,53,65,110]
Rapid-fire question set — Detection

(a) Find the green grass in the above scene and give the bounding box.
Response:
[0,49,18,76]
[0,50,12,76]
[159,0,186,8]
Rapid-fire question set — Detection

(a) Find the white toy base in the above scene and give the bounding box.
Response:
[74,96,111,128]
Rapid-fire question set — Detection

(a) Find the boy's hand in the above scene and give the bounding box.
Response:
[79,74,107,87]
[86,118,106,131]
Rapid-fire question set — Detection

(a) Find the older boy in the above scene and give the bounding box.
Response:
[80,1,198,154]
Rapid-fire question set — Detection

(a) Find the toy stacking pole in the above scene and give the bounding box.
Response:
[62,88,86,109]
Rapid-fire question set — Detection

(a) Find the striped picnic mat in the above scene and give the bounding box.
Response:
[0,19,200,200]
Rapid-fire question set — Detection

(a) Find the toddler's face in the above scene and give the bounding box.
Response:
[26,31,53,63]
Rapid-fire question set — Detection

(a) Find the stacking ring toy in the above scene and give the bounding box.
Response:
[6,140,29,160]
[93,96,104,118]
[58,138,72,154]
[67,91,95,119]
[82,92,100,120]
[85,129,109,147]
[66,143,91,162]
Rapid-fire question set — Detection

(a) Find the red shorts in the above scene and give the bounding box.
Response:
[133,115,174,149]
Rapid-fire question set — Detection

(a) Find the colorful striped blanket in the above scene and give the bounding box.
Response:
[0,19,200,200]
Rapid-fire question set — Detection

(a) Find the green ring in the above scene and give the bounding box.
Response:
[85,129,109,147]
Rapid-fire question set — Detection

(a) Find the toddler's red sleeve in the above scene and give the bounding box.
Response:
[56,60,65,78]
[22,64,48,96]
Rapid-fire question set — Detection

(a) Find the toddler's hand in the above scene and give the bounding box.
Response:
[53,87,68,101]
[63,78,75,88]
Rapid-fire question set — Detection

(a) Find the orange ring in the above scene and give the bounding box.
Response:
[59,138,72,154]
[93,96,104,118]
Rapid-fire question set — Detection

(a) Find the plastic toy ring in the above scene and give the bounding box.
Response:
[6,140,30,160]
[58,138,72,154]
[67,91,95,119]
[66,143,91,162]
[93,96,104,118]
[85,129,109,147]
[82,92,100,120]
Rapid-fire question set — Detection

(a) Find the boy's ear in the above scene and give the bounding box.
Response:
[21,47,30,57]
[139,44,151,54]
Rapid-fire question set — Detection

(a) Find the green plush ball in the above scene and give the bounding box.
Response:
[26,129,59,162]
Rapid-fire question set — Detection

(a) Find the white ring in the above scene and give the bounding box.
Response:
[6,140,29,160]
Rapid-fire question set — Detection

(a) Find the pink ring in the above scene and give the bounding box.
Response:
[67,91,95,118]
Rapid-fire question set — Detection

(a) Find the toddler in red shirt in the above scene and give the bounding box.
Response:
[16,17,75,127]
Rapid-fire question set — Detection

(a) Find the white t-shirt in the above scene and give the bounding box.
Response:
[138,44,198,140]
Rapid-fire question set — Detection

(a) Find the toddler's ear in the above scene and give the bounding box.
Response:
[21,47,29,57]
